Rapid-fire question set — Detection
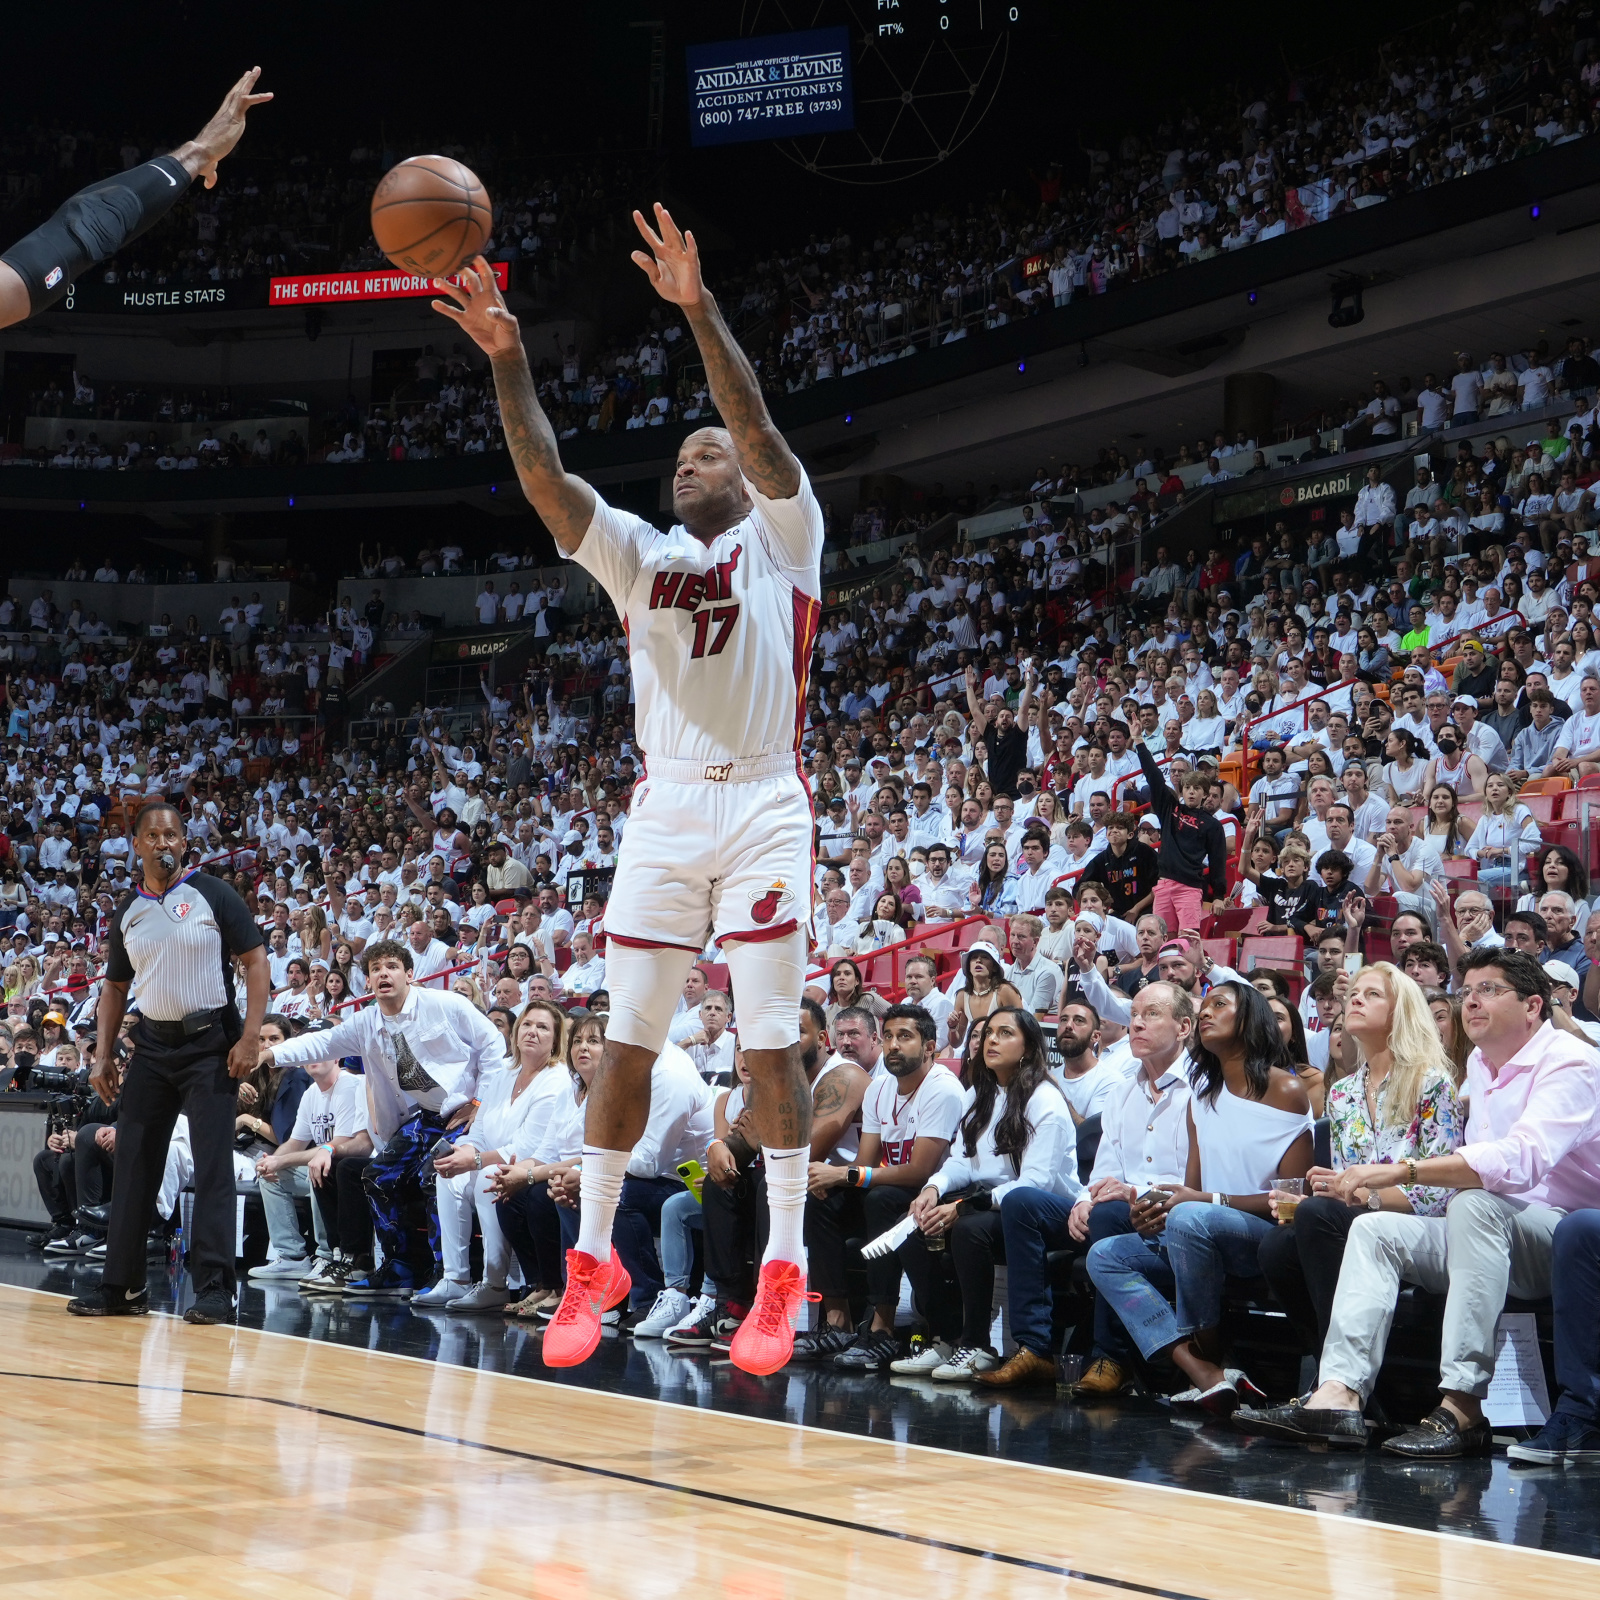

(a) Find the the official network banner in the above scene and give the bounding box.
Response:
[268,261,511,307]
[49,261,512,315]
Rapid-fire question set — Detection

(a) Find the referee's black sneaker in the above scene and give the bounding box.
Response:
[67,1285,149,1317]
[183,1291,236,1325]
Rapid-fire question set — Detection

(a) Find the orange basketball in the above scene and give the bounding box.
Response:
[369,155,492,278]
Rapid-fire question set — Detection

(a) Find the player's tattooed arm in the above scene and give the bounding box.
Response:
[431,257,595,553]
[631,203,801,501]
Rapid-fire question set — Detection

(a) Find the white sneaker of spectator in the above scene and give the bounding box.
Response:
[632,1287,694,1339]
[412,1276,472,1308]
[249,1255,315,1281]
[931,1347,999,1382]
[446,1282,512,1313]
[889,1339,954,1375]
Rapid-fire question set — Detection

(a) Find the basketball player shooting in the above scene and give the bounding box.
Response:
[433,206,822,1375]
[0,68,270,327]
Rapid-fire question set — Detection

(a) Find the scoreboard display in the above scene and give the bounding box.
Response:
[871,0,1023,41]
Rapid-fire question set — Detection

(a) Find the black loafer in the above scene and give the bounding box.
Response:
[1269,1403,1370,1448]
[1234,1399,1313,1442]
[1381,1405,1493,1459]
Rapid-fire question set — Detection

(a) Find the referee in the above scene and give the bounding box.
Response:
[68,800,269,1324]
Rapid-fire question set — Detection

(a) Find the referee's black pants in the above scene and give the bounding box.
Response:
[104,1020,239,1301]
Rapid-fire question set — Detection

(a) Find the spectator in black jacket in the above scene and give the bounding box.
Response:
[1136,741,1228,936]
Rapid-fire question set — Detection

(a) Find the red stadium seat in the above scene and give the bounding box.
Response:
[1203,937,1237,969]
[1240,934,1304,972]
[1363,929,1393,964]
[1439,858,1478,880]
[1204,909,1253,936]
[1520,791,1565,824]
[494,899,517,915]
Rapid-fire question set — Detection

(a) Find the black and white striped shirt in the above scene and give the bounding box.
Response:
[105,871,264,1023]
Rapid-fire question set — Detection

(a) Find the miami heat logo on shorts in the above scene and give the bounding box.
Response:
[749,881,795,925]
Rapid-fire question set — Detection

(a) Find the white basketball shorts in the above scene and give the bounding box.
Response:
[605,769,814,952]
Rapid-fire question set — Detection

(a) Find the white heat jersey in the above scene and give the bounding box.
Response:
[569,474,824,767]
[860,1064,964,1166]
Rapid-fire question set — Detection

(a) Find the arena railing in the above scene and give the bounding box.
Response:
[805,912,990,990]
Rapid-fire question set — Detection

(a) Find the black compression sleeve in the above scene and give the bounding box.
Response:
[0,155,193,314]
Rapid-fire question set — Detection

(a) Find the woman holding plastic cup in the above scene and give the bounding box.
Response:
[1244,963,1464,1388]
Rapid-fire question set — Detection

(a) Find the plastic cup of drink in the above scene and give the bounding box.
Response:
[1266,1177,1304,1225]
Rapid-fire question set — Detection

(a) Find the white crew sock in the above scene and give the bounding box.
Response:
[761,1146,809,1269]
[575,1147,631,1263]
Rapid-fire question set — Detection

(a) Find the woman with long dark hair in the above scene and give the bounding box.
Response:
[969,839,1013,915]
[1516,842,1591,934]
[1086,981,1313,1413]
[897,1008,1078,1385]
[824,956,888,1030]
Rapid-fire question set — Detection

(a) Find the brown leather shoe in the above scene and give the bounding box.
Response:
[1071,1356,1127,1398]
[975,1347,1057,1388]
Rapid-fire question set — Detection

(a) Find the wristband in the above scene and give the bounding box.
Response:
[861,1165,872,1189]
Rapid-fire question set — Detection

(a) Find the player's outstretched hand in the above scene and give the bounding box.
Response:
[183,67,273,190]
[631,204,704,308]
[432,256,522,358]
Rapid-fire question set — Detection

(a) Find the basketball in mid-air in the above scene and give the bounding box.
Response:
[370,155,492,277]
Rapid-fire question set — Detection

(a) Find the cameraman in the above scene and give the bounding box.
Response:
[29,1041,117,1253]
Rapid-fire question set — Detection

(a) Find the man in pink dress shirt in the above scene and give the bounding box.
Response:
[1236,947,1600,1457]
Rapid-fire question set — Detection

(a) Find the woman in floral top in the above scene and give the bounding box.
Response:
[1254,963,1463,1360]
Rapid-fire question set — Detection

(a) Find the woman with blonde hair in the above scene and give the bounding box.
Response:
[1241,963,1465,1394]
[424,997,573,1313]
[1463,771,1539,892]
[451,974,488,1011]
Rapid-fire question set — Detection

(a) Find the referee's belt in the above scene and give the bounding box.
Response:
[644,752,797,784]
[140,1008,228,1044]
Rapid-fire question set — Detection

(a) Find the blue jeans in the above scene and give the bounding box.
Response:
[1086,1201,1137,1361]
[1086,1231,1178,1361]
[1166,1202,1274,1339]
[1088,1201,1271,1360]
[1552,1209,1600,1425]
[997,1185,1078,1359]
[613,1173,682,1310]
[659,1186,710,1296]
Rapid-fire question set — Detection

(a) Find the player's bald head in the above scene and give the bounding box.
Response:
[678,425,735,460]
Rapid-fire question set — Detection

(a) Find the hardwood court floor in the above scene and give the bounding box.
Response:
[0,1284,1590,1600]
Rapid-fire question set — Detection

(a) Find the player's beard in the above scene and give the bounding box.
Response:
[800,1042,820,1075]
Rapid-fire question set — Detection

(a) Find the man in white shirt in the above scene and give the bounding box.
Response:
[1006,914,1063,1017]
[404,917,456,991]
[1248,747,1301,836]
[1063,980,1196,1395]
[257,938,506,1297]
[918,843,969,920]
[563,929,608,998]
[901,955,953,1050]
[678,990,737,1082]
[1551,673,1600,778]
